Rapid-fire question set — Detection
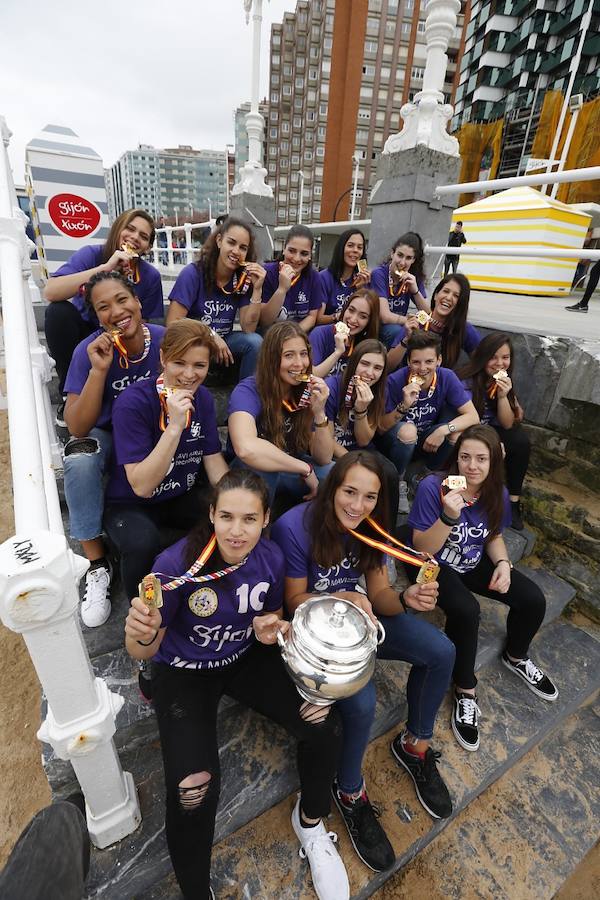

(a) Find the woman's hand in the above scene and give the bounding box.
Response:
[402,382,420,408]
[353,378,373,413]
[212,333,234,366]
[104,249,135,273]
[403,272,418,295]
[333,329,349,355]
[404,313,419,336]
[441,488,464,520]
[278,262,296,291]
[87,332,115,373]
[403,581,438,612]
[488,561,511,594]
[246,262,266,290]
[166,389,194,431]
[125,595,163,643]
[308,375,329,415]
[354,269,371,288]
[422,425,447,453]
[496,374,513,398]
[253,613,290,645]
[301,468,319,500]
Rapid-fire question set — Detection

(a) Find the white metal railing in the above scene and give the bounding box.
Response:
[0,116,140,849]
[150,220,213,269]
[435,165,600,196]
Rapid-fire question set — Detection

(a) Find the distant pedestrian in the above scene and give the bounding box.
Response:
[565,258,600,313]
[444,221,466,276]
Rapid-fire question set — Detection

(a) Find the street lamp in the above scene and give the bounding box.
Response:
[298,171,305,224]
[206,198,213,222]
[188,202,194,223]
[350,153,360,221]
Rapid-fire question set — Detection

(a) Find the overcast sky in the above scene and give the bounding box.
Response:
[2,0,298,182]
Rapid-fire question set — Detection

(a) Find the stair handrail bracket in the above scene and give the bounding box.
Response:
[0,116,141,849]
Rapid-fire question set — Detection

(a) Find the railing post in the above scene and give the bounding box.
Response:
[165,225,174,269]
[0,531,140,848]
[184,223,193,265]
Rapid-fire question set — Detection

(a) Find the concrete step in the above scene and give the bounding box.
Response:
[129,619,600,900]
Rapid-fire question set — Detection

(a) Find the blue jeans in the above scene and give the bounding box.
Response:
[336,612,455,792]
[63,427,113,541]
[376,421,454,477]
[232,455,334,505]
[379,323,404,349]
[224,330,262,380]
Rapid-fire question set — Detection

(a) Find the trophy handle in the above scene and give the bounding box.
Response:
[277,629,287,654]
[376,620,386,646]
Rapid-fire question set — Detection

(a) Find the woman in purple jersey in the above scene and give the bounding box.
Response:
[416,273,481,370]
[457,332,530,530]
[316,228,371,325]
[104,320,228,601]
[260,225,324,332]
[62,271,165,629]
[370,232,429,348]
[310,288,380,378]
[44,208,163,405]
[408,425,558,754]
[125,469,349,900]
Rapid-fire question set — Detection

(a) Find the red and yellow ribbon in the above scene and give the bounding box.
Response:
[156,375,192,431]
[348,516,432,569]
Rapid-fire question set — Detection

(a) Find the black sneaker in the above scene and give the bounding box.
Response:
[331,778,395,872]
[390,734,452,819]
[501,652,558,701]
[55,399,67,428]
[510,500,524,531]
[452,692,480,751]
[565,303,588,312]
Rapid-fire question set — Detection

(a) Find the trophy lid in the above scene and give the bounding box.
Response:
[293,595,376,663]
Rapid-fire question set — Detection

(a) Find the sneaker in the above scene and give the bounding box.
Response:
[331,778,395,872]
[397,480,410,515]
[451,692,480,751]
[209,888,215,900]
[291,796,349,900]
[565,303,588,312]
[390,734,452,819]
[55,399,67,428]
[501,652,558,701]
[81,561,113,628]
[138,661,153,702]
[510,500,524,531]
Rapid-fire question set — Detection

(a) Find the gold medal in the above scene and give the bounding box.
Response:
[188,586,219,617]
[139,574,163,610]
[416,560,440,584]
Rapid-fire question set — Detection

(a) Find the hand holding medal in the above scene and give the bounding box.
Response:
[441,475,468,520]
[402,376,422,407]
[490,369,511,398]
[279,262,299,291]
[87,331,115,373]
[353,374,373,413]
[333,320,351,354]
[125,581,163,646]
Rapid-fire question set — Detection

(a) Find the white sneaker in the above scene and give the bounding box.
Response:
[397,480,410,514]
[291,797,349,900]
[81,561,113,628]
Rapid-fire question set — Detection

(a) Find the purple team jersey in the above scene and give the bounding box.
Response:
[384,366,470,434]
[271,502,362,593]
[226,375,295,456]
[169,262,252,336]
[262,261,324,322]
[408,474,511,573]
[325,374,365,451]
[63,323,165,429]
[370,264,427,318]
[309,324,353,376]
[51,245,164,322]
[151,535,284,668]
[106,378,222,504]
[390,321,481,359]
[462,378,497,426]
[319,269,361,316]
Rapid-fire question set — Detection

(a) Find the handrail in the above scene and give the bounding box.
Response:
[435,165,600,196]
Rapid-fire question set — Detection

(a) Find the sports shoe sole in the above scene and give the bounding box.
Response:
[390,741,448,819]
[330,786,382,872]
[450,714,480,752]
[501,655,559,701]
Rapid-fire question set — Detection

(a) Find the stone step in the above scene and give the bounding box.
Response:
[124,619,600,900]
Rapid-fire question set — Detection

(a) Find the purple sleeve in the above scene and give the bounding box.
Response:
[461,378,473,402]
[51,245,101,279]
[407,476,443,532]
[325,375,341,421]
[307,269,325,311]
[384,370,406,413]
[168,264,200,312]
[112,390,156,465]
[227,378,262,418]
[443,369,471,410]
[370,265,388,297]
[139,263,164,319]
[262,542,285,611]
[501,490,512,531]
[198,389,222,456]
[464,323,481,354]
[63,337,94,395]
[261,262,280,303]
[319,269,335,309]
[309,325,333,364]
[270,509,311,580]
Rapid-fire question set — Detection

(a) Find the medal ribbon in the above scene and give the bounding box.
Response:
[155,534,248,591]
[156,375,192,431]
[127,259,140,285]
[348,516,432,569]
[109,323,151,370]
[487,381,498,399]
[389,268,409,298]
[220,269,250,296]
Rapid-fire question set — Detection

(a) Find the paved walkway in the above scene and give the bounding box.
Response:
[467,288,600,341]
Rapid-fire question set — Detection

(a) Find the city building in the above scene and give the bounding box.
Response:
[453,0,600,177]
[107,144,229,222]
[234,100,269,180]
[266,0,465,224]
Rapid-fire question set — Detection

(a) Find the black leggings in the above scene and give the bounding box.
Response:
[45,302,96,394]
[580,259,600,307]
[494,424,531,496]
[408,555,546,689]
[153,644,342,899]
[104,485,210,598]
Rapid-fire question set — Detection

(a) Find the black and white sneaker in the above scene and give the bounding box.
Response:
[565,303,588,312]
[331,779,395,872]
[501,652,558,701]
[452,692,480,751]
[138,660,153,703]
[390,733,452,819]
[81,560,113,628]
[55,398,67,428]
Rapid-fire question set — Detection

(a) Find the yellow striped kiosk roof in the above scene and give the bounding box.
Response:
[454,186,591,226]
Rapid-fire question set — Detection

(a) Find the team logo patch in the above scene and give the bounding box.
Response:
[188,587,219,617]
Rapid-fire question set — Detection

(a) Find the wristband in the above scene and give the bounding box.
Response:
[314,418,329,428]
[137,629,159,647]
[399,590,408,613]
[249,297,262,305]
[495,558,513,569]
[440,510,460,526]
[300,464,314,479]
[395,403,407,415]
[353,409,368,419]
[400,339,408,348]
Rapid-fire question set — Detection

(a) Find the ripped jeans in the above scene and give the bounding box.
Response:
[63,427,112,540]
[152,642,342,899]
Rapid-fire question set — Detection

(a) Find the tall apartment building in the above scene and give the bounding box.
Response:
[234,100,269,180]
[107,145,229,222]
[454,0,600,176]
[266,0,465,224]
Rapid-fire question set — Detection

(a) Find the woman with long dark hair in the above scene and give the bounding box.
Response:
[370,232,429,348]
[271,452,455,872]
[309,288,380,377]
[316,229,370,325]
[166,216,265,380]
[44,208,163,415]
[125,468,349,900]
[408,425,558,754]
[457,332,531,530]
[227,321,334,505]
[260,225,324,332]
